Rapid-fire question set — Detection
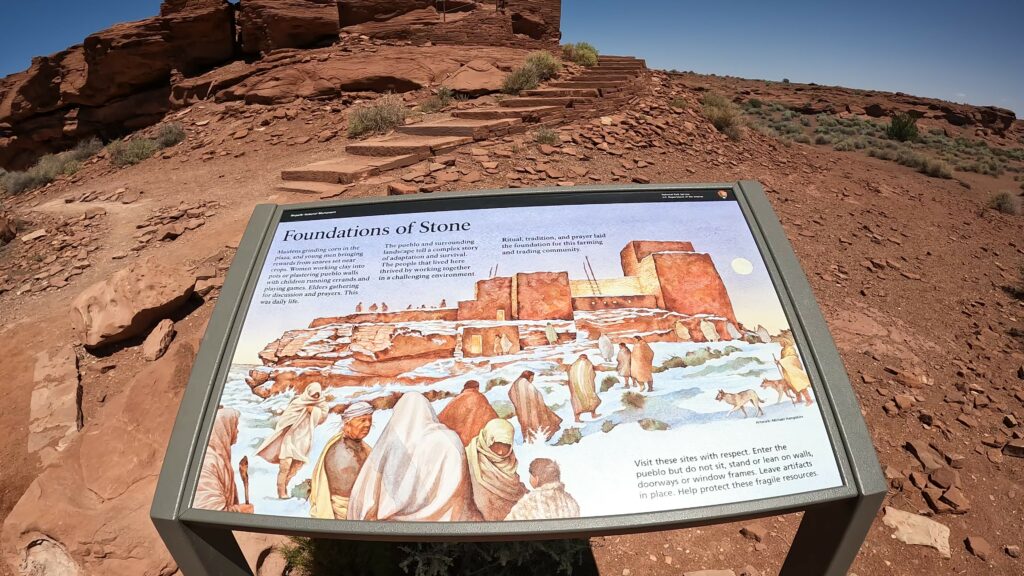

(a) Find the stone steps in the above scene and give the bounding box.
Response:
[395,117,523,139]
[452,105,565,121]
[522,87,601,97]
[281,153,424,184]
[574,73,635,82]
[548,80,628,90]
[276,181,352,196]
[345,134,473,157]
[499,96,591,107]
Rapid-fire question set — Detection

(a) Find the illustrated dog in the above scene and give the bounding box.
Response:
[715,389,766,418]
[760,378,798,405]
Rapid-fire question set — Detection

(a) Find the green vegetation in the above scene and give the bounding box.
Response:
[554,427,583,446]
[525,50,563,80]
[155,122,186,148]
[561,42,599,67]
[638,418,669,431]
[534,127,558,145]
[669,97,687,109]
[420,87,455,114]
[885,112,919,142]
[502,51,563,94]
[347,93,409,138]
[600,375,619,392]
[502,65,540,94]
[484,377,509,393]
[491,400,516,420]
[621,391,646,409]
[280,537,592,576]
[1,137,103,194]
[107,138,160,167]
[701,93,743,140]
[653,345,741,373]
[988,191,1019,215]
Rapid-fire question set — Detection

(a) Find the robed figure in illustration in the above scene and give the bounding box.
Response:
[508,370,562,442]
[308,402,374,520]
[348,392,482,521]
[568,355,601,423]
[195,407,252,513]
[615,343,633,388]
[256,382,329,499]
[505,458,580,521]
[630,336,655,392]
[776,348,813,406]
[465,419,528,520]
[597,333,614,363]
[438,380,499,446]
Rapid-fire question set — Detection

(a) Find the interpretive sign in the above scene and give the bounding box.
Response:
[153,182,885,576]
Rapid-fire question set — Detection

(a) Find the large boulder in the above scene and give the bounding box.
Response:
[442,59,507,96]
[1,339,197,576]
[237,0,340,55]
[72,259,195,349]
[28,346,81,467]
[0,211,16,245]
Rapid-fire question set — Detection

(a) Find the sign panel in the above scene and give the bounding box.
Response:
[190,188,843,524]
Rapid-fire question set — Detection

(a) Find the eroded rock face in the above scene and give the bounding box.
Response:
[28,346,82,466]
[0,212,16,245]
[237,0,341,55]
[443,59,508,95]
[1,340,197,576]
[72,259,194,349]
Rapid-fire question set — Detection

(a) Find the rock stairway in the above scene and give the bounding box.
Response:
[279,54,647,194]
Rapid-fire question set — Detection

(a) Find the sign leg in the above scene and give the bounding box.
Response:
[153,519,254,576]
[780,494,884,576]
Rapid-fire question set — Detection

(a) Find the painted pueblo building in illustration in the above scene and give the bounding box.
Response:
[246,241,743,396]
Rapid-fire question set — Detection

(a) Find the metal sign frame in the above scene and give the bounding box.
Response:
[151,181,885,575]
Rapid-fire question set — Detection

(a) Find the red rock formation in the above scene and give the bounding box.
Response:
[515,271,573,320]
[237,0,340,55]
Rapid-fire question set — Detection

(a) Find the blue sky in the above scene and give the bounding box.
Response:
[1,0,1021,114]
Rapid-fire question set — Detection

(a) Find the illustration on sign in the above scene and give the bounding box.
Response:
[192,193,843,522]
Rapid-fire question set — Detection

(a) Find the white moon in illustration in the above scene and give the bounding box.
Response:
[731,258,754,275]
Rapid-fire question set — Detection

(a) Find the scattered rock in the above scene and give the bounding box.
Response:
[1005,545,1021,558]
[72,259,195,349]
[20,229,48,243]
[0,212,17,244]
[442,58,506,96]
[965,536,993,561]
[142,319,176,361]
[740,523,767,542]
[882,506,951,558]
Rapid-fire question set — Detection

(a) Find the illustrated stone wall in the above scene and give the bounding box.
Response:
[514,271,574,320]
[571,294,659,312]
[310,308,456,327]
[458,276,513,320]
[648,252,737,323]
[620,240,695,277]
[461,325,521,357]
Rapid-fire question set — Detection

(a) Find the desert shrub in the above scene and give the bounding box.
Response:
[0,136,103,194]
[746,98,763,108]
[491,400,516,420]
[154,123,186,148]
[669,97,687,109]
[524,51,562,81]
[347,94,408,138]
[484,377,509,393]
[799,116,812,126]
[621,391,646,409]
[988,191,1019,214]
[108,138,160,167]
[420,87,455,113]
[653,355,686,373]
[920,157,953,178]
[639,418,669,431]
[502,65,540,94]
[280,537,591,576]
[886,112,919,142]
[701,93,743,140]
[782,78,790,83]
[554,427,583,446]
[600,375,618,392]
[814,134,831,145]
[601,420,617,433]
[562,42,598,67]
[834,140,854,151]
[534,128,558,145]
[793,133,812,144]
